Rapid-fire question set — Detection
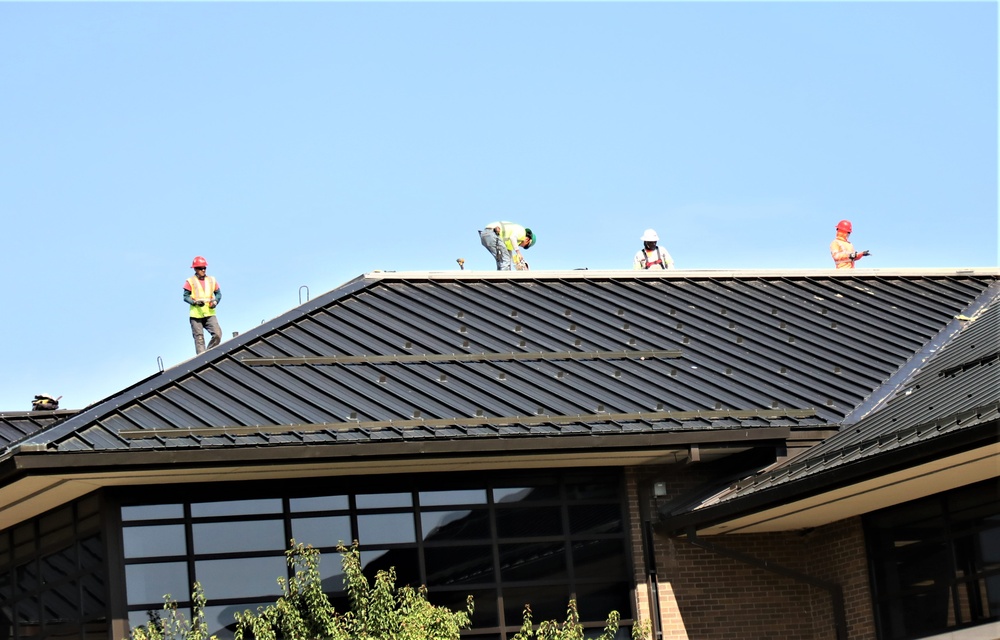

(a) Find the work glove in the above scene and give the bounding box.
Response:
[196,300,205,306]
[208,301,216,308]
[849,252,857,260]
[860,250,870,257]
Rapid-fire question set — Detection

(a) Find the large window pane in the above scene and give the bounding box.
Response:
[427,587,496,629]
[125,561,189,605]
[361,549,420,587]
[124,525,186,558]
[191,499,282,517]
[193,520,285,555]
[568,505,622,535]
[420,489,488,507]
[493,485,559,504]
[503,584,570,626]
[425,545,494,586]
[357,513,415,545]
[290,495,349,512]
[499,542,567,581]
[122,504,184,521]
[421,509,491,541]
[356,493,412,509]
[291,515,352,549]
[496,506,563,538]
[195,556,286,600]
[572,540,627,581]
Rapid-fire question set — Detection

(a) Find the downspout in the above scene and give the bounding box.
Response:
[636,481,663,640]
[683,527,847,640]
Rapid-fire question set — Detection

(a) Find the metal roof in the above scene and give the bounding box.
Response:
[5,268,997,460]
[718,287,1000,498]
[657,281,999,532]
[0,411,76,449]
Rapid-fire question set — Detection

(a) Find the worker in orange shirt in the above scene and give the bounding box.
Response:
[830,220,870,269]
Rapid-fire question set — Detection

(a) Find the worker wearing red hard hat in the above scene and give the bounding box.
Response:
[830,220,870,269]
[183,256,223,354]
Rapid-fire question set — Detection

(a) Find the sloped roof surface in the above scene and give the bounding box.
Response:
[0,411,76,449]
[8,269,996,456]
[715,289,1000,500]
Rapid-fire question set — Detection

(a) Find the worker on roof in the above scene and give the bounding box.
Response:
[184,256,223,354]
[830,220,870,269]
[633,229,675,270]
[479,221,535,271]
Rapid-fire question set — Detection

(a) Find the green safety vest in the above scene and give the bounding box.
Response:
[187,276,218,318]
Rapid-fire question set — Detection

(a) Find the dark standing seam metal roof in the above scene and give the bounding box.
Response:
[4,270,997,457]
[657,283,1000,529]
[0,411,77,448]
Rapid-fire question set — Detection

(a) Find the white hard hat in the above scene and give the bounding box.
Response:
[640,229,659,242]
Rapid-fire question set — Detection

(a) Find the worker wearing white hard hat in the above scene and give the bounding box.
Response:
[633,229,675,270]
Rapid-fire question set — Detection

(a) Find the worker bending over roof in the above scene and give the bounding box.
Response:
[479,221,536,271]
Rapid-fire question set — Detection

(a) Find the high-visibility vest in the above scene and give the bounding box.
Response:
[830,238,855,269]
[486,221,527,252]
[187,276,218,318]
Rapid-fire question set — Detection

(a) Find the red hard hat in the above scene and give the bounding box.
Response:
[191,256,208,268]
[836,220,852,234]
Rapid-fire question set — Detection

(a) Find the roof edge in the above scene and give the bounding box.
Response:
[360,267,1000,281]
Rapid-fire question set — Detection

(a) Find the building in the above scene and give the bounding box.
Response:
[1,268,997,640]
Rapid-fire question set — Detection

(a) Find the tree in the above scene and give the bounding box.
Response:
[233,541,473,640]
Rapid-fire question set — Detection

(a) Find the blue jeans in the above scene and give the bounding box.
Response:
[479,227,512,270]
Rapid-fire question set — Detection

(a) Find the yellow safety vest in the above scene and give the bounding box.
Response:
[187,276,218,318]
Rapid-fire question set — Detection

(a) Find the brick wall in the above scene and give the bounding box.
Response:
[625,467,878,640]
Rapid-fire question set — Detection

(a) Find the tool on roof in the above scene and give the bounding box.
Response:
[31,394,62,411]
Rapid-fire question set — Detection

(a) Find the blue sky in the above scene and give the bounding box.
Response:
[1,1,997,412]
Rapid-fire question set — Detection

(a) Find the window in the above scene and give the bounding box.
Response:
[120,469,632,640]
[865,479,1000,639]
[0,494,107,640]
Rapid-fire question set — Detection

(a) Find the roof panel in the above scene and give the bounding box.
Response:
[7,270,996,456]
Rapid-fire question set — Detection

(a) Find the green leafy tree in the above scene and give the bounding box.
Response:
[510,600,649,640]
[128,583,216,640]
[233,540,473,640]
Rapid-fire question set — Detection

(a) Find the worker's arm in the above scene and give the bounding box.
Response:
[210,288,222,308]
[849,250,871,263]
[183,289,199,306]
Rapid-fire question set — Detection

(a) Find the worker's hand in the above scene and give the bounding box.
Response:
[196,300,205,306]
[208,301,216,308]
[849,252,858,260]
[860,250,870,257]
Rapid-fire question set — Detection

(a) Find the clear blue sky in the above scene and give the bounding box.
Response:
[1,1,997,412]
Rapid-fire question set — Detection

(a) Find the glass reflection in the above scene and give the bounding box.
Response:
[356,492,412,509]
[291,516,352,549]
[290,495,349,512]
[357,513,415,545]
[424,545,494,585]
[122,504,184,521]
[124,525,186,558]
[196,556,286,600]
[568,505,621,534]
[503,584,569,624]
[499,542,567,581]
[361,548,420,588]
[421,510,490,541]
[193,520,285,555]
[125,561,189,605]
[191,499,281,517]
[419,489,487,506]
[572,540,626,581]
[496,506,563,537]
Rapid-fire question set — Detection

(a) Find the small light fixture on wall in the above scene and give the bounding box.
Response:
[653,481,667,497]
